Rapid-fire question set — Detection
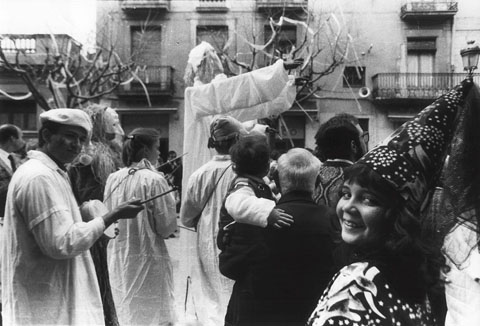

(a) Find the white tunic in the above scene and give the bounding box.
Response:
[443,223,480,326]
[180,155,236,326]
[1,150,105,326]
[105,159,177,326]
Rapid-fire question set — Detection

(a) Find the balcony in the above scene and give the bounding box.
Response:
[118,66,174,97]
[256,0,307,12]
[400,2,458,21]
[196,0,228,12]
[121,0,170,11]
[372,73,479,102]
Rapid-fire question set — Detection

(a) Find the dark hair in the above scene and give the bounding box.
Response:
[315,114,362,161]
[0,124,21,144]
[212,137,239,155]
[38,121,62,147]
[344,163,445,304]
[230,135,270,177]
[122,128,160,166]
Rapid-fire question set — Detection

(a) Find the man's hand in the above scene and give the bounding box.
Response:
[115,199,144,219]
[283,58,304,70]
[267,208,294,229]
[102,199,144,228]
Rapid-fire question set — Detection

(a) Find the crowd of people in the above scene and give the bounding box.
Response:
[0,52,479,326]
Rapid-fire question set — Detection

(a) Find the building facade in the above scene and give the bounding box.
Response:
[312,0,480,148]
[1,1,479,156]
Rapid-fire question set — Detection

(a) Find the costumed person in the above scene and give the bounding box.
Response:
[180,39,299,326]
[307,79,473,326]
[218,146,336,325]
[182,41,298,197]
[68,104,125,326]
[105,128,177,326]
[440,78,480,326]
[1,108,144,326]
[180,116,246,325]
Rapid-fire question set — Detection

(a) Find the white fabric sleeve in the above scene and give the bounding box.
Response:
[146,176,177,237]
[180,171,204,228]
[224,186,275,228]
[32,215,104,259]
[188,59,296,121]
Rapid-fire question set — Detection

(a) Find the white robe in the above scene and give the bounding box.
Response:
[180,155,236,325]
[443,223,480,326]
[1,150,105,326]
[105,159,177,326]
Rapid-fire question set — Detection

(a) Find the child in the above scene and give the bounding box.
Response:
[217,134,292,278]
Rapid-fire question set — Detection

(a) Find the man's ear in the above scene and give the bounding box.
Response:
[351,140,359,155]
[41,128,52,143]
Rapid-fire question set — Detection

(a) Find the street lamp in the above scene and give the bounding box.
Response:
[460,40,480,79]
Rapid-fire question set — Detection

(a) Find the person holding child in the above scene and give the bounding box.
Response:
[219,146,337,325]
[218,135,296,325]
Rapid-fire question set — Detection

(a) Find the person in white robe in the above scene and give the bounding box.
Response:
[1,108,144,326]
[180,42,298,326]
[105,128,177,326]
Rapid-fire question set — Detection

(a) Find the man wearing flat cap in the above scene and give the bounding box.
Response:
[1,109,144,326]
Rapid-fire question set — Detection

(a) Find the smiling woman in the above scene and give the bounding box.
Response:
[337,164,399,248]
[307,79,474,326]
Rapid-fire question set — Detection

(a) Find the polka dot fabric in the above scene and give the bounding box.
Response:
[356,79,473,213]
[307,262,435,326]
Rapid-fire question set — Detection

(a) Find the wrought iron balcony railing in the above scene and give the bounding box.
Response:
[256,0,307,11]
[400,2,457,21]
[119,65,174,96]
[372,73,479,100]
[196,0,228,12]
[121,0,170,11]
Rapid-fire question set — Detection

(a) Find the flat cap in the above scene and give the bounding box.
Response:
[40,108,92,135]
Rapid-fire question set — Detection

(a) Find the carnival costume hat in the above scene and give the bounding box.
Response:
[356,79,473,215]
[208,116,247,148]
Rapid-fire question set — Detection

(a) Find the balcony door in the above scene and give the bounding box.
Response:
[406,38,436,89]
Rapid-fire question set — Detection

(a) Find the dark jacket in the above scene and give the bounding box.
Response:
[224,189,337,326]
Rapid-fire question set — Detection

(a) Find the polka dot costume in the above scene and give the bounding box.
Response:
[307,262,435,326]
[356,79,473,213]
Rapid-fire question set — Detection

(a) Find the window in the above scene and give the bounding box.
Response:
[0,101,37,131]
[131,25,162,66]
[196,25,229,53]
[264,25,297,60]
[343,66,366,88]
